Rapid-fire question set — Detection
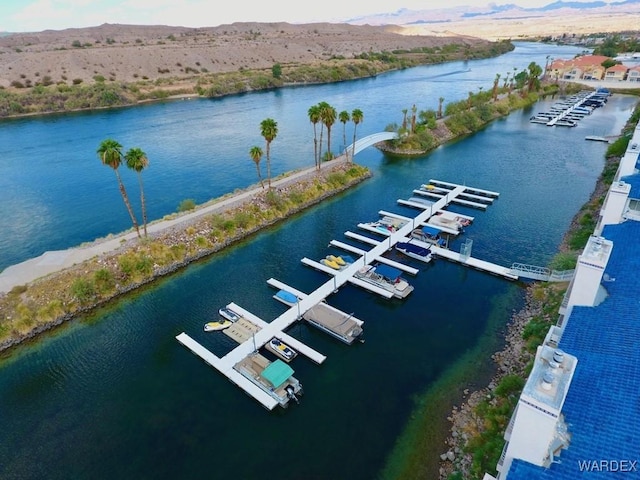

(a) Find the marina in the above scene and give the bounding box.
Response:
[529,89,610,127]
[176,179,530,409]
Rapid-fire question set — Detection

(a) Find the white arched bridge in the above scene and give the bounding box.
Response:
[345,131,398,157]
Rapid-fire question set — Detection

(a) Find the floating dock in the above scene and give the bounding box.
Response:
[177,179,519,410]
[267,278,364,345]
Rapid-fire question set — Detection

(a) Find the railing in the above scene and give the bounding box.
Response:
[344,132,398,157]
[509,263,574,282]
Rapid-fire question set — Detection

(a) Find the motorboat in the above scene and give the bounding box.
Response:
[265,337,298,362]
[233,353,303,408]
[353,264,414,299]
[359,215,407,235]
[411,225,447,247]
[204,318,232,331]
[219,307,241,322]
[395,242,433,263]
[427,210,470,233]
[275,289,300,307]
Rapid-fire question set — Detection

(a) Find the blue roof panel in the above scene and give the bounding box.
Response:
[508,220,640,479]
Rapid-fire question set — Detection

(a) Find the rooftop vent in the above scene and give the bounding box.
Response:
[542,372,555,391]
[553,349,565,364]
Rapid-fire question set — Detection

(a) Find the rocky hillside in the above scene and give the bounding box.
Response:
[0,22,488,89]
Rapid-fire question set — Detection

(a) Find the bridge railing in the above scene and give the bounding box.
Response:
[345,132,398,157]
[509,263,575,282]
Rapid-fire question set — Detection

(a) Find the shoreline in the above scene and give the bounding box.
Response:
[436,133,627,479]
[0,157,370,352]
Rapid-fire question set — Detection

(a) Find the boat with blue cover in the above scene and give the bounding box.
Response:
[395,242,433,263]
[410,225,447,247]
[353,263,414,299]
[275,289,300,306]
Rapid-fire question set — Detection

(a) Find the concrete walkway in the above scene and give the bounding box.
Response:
[0,155,353,294]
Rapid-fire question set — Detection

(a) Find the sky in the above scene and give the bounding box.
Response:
[0,0,612,33]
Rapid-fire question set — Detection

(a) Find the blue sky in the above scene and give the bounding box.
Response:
[0,0,610,32]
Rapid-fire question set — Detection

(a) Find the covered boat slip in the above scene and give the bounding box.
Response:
[176,180,509,409]
[266,277,364,345]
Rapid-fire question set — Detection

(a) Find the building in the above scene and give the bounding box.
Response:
[484,112,640,479]
[627,66,640,83]
[548,55,610,81]
[604,64,628,82]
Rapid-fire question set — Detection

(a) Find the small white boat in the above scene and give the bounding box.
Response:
[354,264,414,299]
[428,211,470,233]
[396,242,433,264]
[410,226,447,247]
[204,318,232,331]
[219,307,241,322]
[265,337,298,362]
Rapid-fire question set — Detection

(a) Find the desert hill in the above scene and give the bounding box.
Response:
[0,22,485,89]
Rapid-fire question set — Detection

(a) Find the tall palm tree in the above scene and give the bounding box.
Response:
[338,110,350,159]
[308,104,321,170]
[316,102,329,168]
[401,108,408,130]
[260,118,278,189]
[410,104,417,134]
[321,104,337,160]
[437,97,444,119]
[249,145,264,189]
[492,73,501,101]
[97,138,141,238]
[350,108,363,162]
[124,147,149,237]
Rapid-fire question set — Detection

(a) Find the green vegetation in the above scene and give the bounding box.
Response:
[0,163,370,347]
[0,41,513,119]
[177,199,196,212]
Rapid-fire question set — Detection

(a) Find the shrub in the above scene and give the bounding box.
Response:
[71,278,95,302]
[71,40,82,48]
[177,199,196,212]
[72,78,83,85]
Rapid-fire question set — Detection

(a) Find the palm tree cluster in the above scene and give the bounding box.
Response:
[97,139,150,238]
[308,102,363,169]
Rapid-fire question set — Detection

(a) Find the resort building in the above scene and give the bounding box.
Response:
[627,66,640,83]
[548,55,610,81]
[484,119,640,479]
[604,64,628,82]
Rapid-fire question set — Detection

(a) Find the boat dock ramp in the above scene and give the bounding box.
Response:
[176,178,559,410]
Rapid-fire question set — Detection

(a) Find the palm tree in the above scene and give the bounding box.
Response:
[97,138,141,238]
[260,118,278,189]
[124,147,149,237]
[350,108,363,162]
[492,73,501,101]
[401,108,408,130]
[410,104,417,134]
[316,101,329,168]
[338,110,350,159]
[249,145,264,189]
[437,97,444,119]
[320,103,337,161]
[308,104,321,170]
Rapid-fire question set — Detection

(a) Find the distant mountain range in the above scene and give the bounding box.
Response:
[346,0,640,25]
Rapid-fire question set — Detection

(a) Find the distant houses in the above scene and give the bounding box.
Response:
[547,54,640,83]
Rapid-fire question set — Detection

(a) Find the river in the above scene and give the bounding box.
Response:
[0,43,637,480]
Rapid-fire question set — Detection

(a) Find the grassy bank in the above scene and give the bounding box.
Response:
[0,163,370,351]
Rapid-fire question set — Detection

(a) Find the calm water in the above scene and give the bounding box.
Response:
[0,43,637,480]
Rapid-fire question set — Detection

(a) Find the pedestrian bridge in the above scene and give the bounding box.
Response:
[346,131,398,156]
[509,263,575,282]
